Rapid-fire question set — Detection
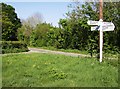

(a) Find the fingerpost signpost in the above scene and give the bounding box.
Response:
[87,0,115,63]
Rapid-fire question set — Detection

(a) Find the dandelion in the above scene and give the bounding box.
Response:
[45,62,51,64]
[32,64,36,68]
[44,62,47,64]
[37,66,40,69]
[91,63,94,66]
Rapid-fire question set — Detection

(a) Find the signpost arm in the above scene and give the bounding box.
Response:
[99,0,103,62]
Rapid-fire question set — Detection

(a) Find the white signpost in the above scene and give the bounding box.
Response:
[87,19,115,62]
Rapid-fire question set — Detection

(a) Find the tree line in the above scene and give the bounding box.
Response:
[1,2,120,55]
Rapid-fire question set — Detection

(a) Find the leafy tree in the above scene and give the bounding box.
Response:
[17,12,43,45]
[59,2,91,50]
[103,2,120,52]
[17,24,33,45]
[1,3,21,41]
[30,23,51,47]
[58,1,120,55]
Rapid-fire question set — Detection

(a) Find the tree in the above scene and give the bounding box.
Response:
[17,24,33,45]
[58,2,91,50]
[58,1,120,54]
[103,2,120,51]
[17,12,43,45]
[30,23,51,47]
[1,3,21,41]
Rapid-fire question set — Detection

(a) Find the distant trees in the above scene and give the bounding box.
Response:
[22,12,43,28]
[1,3,21,41]
[17,12,43,45]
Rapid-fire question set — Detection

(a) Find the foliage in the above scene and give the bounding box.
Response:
[102,2,120,52]
[30,23,51,47]
[46,27,65,48]
[2,53,118,87]
[17,2,120,55]
[58,2,120,55]
[1,41,29,54]
[17,12,43,45]
[1,3,21,41]
[17,24,33,45]
[58,2,99,53]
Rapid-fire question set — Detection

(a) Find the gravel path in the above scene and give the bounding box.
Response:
[28,47,90,57]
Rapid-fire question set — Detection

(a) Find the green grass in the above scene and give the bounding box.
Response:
[2,53,118,87]
[103,52,119,59]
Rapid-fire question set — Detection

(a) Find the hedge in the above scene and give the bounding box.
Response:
[1,41,29,54]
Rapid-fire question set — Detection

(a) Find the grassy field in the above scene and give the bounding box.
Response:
[2,53,118,87]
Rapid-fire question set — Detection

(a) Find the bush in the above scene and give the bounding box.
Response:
[1,41,29,54]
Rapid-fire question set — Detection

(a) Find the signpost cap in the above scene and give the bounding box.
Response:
[99,19,103,22]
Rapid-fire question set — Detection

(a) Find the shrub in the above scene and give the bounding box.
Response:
[1,41,29,54]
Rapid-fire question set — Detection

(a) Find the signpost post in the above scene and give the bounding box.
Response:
[99,0,103,63]
[87,0,115,63]
[99,19,103,63]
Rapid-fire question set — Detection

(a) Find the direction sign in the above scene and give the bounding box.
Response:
[91,26,99,31]
[87,18,115,63]
[87,20,99,25]
[90,23,115,31]
[87,20,114,26]
[102,24,115,31]
[102,22,113,26]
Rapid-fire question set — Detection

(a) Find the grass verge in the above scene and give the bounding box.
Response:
[2,53,118,87]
